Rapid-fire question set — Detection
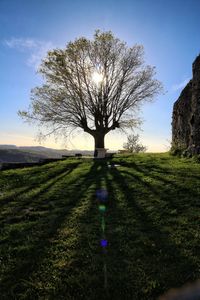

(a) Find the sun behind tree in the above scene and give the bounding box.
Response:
[19,30,162,157]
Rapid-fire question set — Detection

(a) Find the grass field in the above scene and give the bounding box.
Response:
[0,153,200,299]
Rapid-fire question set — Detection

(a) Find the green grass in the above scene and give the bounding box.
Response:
[0,154,200,299]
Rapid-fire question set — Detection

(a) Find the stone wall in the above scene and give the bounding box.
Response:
[172,55,200,155]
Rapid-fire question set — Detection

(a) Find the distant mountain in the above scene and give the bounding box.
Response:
[0,145,93,163]
[0,145,17,149]
[18,146,94,157]
[0,149,47,163]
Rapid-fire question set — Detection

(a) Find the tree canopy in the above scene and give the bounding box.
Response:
[19,30,162,151]
[123,133,147,153]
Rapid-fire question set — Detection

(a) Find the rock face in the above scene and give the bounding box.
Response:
[172,55,200,155]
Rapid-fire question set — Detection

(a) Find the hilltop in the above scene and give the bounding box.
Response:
[0,153,200,299]
[0,145,93,163]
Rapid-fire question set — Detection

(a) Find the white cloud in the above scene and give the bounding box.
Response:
[4,38,38,49]
[172,78,190,92]
[3,37,54,69]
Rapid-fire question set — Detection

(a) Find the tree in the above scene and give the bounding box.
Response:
[123,134,147,153]
[19,30,162,154]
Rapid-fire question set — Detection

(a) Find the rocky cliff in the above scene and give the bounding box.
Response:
[172,55,200,155]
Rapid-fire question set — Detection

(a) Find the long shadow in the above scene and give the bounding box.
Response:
[117,158,200,181]
[1,159,198,299]
[8,160,112,300]
[0,161,103,299]
[0,164,82,246]
[113,155,200,203]
[103,165,198,299]
[45,160,110,300]
[0,167,78,228]
[103,166,139,299]
[120,163,200,211]
[118,162,198,227]
[0,160,78,192]
[0,161,80,208]
[0,162,55,188]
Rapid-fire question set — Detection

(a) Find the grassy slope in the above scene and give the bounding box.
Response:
[0,154,200,299]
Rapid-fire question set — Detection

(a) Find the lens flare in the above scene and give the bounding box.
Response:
[100,239,108,247]
[99,204,106,213]
[96,189,108,201]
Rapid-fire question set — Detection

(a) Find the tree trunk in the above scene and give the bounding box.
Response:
[93,132,105,157]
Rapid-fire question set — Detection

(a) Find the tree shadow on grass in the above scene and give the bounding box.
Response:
[120,162,200,211]
[118,158,200,181]
[47,160,199,300]
[0,167,79,228]
[10,160,112,300]
[115,157,200,210]
[102,165,198,300]
[0,161,81,208]
[45,160,110,299]
[1,162,89,299]
[1,159,199,300]
[0,161,105,299]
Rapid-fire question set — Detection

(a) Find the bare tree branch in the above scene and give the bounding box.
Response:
[19,30,163,150]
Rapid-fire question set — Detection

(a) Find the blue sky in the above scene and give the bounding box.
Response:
[1,0,200,151]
